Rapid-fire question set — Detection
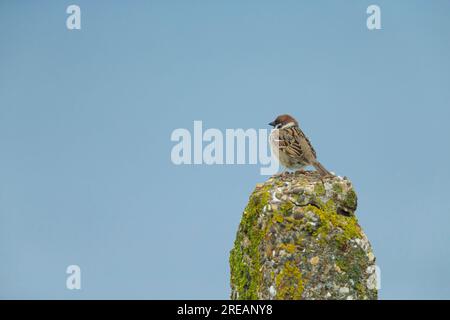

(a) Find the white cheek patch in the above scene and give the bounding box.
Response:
[280,122,296,129]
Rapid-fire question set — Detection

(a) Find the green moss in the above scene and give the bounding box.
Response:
[275,261,304,299]
[346,248,366,281]
[295,234,305,247]
[229,185,271,299]
[314,182,326,196]
[344,189,357,209]
[335,247,368,294]
[332,183,343,194]
[292,190,305,205]
[279,201,294,215]
[283,215,302,231]
[335,258,346,271]
[272,212,284,223]
[303,200,362,245]
[355,282,367,297]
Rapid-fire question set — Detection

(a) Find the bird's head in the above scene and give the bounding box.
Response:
[268,114,298,129]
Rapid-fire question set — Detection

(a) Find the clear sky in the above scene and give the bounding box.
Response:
[1,0,450,299]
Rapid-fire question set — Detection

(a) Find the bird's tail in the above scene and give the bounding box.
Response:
[313,161,332,177]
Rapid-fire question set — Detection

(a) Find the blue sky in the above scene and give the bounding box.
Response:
[1,0,450,299]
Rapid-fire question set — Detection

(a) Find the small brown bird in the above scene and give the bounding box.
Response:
[269,114,331,177]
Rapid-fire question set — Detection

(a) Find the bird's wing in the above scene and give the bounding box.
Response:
[295,127,317,159]
[278,127,317,159]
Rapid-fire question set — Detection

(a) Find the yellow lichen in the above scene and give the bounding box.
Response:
[279,243,296,254]
[304,200,362,245]
[275,261,304,299]
[229,185,271,299]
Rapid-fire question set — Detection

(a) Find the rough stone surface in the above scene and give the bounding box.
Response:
[229,171,377,300]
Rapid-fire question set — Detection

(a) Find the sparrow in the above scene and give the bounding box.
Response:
[269,114,331,177]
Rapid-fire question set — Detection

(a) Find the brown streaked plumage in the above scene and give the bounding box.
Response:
[269,114,331,177]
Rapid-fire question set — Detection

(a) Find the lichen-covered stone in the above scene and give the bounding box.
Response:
[229,171,377,300]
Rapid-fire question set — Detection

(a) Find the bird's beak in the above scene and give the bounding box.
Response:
[268,121,275,127]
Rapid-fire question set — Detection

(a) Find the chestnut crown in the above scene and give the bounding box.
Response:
[268,114,298,128]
